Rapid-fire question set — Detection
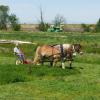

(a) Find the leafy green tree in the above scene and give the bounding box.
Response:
[95,18,100,32]
[9,14,20,31]
[0,5,9,30]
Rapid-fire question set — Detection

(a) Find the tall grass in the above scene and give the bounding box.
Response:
[0,32,100,53]
[0,31,100,100]
[0,64,81,85]
[0,65,28,85]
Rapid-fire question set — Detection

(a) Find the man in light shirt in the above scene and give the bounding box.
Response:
[14,43,25,64]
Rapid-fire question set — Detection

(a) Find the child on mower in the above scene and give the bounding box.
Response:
[14,43,25,64]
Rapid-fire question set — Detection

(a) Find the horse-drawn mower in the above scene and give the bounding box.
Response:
[15,58,33,65]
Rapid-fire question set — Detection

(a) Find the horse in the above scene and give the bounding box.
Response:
[53,43,83,68]
[33,45,61,66]
[33,44,83,69]
[53,43,83,56]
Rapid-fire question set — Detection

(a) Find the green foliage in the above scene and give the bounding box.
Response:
[9,14,21,31]
[38,22,49,31]
[0,5,20,31]
[81,24,90,32]
[12,24,21,31]
[0,5,9,30]
[95,18,100,32]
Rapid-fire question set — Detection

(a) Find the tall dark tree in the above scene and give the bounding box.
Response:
[38,6,49,32]
[0,5,9,30]
[95,18,100,32]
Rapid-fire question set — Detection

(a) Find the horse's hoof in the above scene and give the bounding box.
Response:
[69,67,72,69]
[37,64,40,65]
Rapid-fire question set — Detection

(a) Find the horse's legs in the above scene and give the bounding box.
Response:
[33,55,41,65]
[50,61,53,66]
[62,62,65,69]
[40,56,44,65]
[53,60,56,67]
[53,59,58,67]
[67,53,73,69]
[33,46,41,65]
[50,56,54,66]
[69,60,72,69]
[61,58,65,69]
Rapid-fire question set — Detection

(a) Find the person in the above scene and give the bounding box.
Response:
[14,43,25,64]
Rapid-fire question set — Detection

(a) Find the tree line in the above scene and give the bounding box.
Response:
[81,19,100,33]
[0,5,100,32]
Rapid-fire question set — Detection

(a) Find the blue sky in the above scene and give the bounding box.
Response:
[0,0,100,24]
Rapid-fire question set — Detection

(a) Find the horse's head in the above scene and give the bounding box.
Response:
[73,44,83,55]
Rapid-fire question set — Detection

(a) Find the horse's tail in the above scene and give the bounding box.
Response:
[33,46,41,64]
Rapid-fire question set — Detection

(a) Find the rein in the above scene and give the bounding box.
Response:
[60,44,65,62]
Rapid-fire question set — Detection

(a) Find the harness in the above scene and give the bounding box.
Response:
[40,44,65,64]
[51,44,65,62]
[40,46,55,64]
[60,44,65,62]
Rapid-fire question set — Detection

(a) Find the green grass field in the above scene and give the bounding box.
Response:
[0,31,100,100]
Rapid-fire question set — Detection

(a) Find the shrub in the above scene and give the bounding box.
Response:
[12,24,21,31]
[38,22,49,32]
[95,18,100,32]
[81,24,90,32]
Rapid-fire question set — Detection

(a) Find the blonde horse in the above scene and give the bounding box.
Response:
[33,45,61,67]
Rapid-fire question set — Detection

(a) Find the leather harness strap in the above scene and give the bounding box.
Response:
[60,44,65,62]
